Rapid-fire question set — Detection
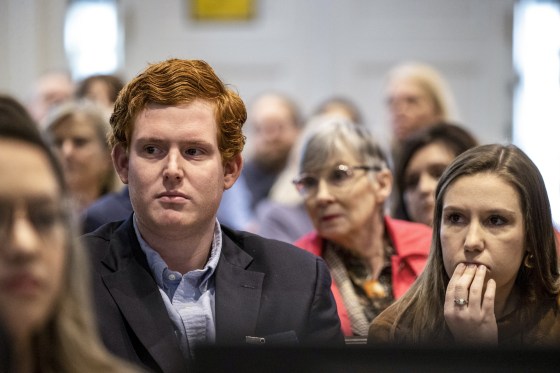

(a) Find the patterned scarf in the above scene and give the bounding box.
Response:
[324,241,394,336]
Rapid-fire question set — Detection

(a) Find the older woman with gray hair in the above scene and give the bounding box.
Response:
[294,117,432,337]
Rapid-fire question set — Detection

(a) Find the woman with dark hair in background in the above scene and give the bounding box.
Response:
[393,123,478,226]
[76,74,124,116]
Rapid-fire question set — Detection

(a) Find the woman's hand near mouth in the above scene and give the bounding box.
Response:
[444,262,498,345]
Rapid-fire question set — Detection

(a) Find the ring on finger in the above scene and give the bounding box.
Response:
[454,298,468,306]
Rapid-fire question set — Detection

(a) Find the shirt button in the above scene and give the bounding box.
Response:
[168,274,177,281]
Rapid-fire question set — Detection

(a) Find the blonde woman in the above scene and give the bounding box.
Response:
[45,101,120,214]
[384,62,458,144]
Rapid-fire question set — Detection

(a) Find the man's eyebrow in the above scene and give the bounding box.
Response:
[135,137,211,145]
[135,137,165,144]
[182,139,212,146]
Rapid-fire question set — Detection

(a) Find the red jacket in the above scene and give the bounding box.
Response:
[294,216,432,336]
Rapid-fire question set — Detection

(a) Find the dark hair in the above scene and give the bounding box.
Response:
[0,94,34,122]
[0,94,66,189]
[393,122,478,221]
[313,96,363,125]
[76,74,125,104]
[434,144,559,303]
[385,144,559,343]
[109,59,247,163]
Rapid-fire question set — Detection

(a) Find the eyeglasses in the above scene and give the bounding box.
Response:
[0,199,67,242]
[293,164,382,197]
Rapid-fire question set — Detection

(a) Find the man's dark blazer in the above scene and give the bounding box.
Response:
[83,216,343,373]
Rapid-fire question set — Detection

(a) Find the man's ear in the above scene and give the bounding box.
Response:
[112,144,130,184]
[374,168,393,204]
[223,154,243,190]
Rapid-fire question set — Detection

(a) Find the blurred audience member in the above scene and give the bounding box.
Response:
[384,62,458,146]
[369,144,560,346]
[313,96,364,125]
[45,101,119,215]
[393,123,478,226]
[215,174,255,231]
[0,96,137,372]
[244,92,303,208]
[75,74,131,233]
[26,69,75,128]
[81,185,132,234]
[76,74,124,117]
[217,92,302,229]
[294,118,432,336]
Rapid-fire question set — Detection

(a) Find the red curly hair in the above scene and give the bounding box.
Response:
[109,59,246,163]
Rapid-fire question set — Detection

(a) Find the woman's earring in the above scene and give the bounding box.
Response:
[524,252,534,269]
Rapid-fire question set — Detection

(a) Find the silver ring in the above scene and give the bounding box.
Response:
[454,298,468,306]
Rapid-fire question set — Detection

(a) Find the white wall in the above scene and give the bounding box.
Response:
[0,0,68,101]
[0,0,515,148]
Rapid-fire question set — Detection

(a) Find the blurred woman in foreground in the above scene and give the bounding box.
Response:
[0,96,137,372]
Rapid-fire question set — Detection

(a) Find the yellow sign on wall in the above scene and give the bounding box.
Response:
[192,0,255,20]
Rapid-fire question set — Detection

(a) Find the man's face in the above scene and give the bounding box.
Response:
[250,96,300,170]
[30,73,75,127]
[113,100,241,240]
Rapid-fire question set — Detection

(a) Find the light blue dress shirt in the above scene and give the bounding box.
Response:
[133,215,222,359]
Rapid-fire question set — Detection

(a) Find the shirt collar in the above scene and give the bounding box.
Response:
[133,214,223,292]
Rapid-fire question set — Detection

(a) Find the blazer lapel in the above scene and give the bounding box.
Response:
[215,232,264,343]
[101,218,187,372]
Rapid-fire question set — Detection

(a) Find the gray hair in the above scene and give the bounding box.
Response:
[44,100,111,150]
[298,116,388,173]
